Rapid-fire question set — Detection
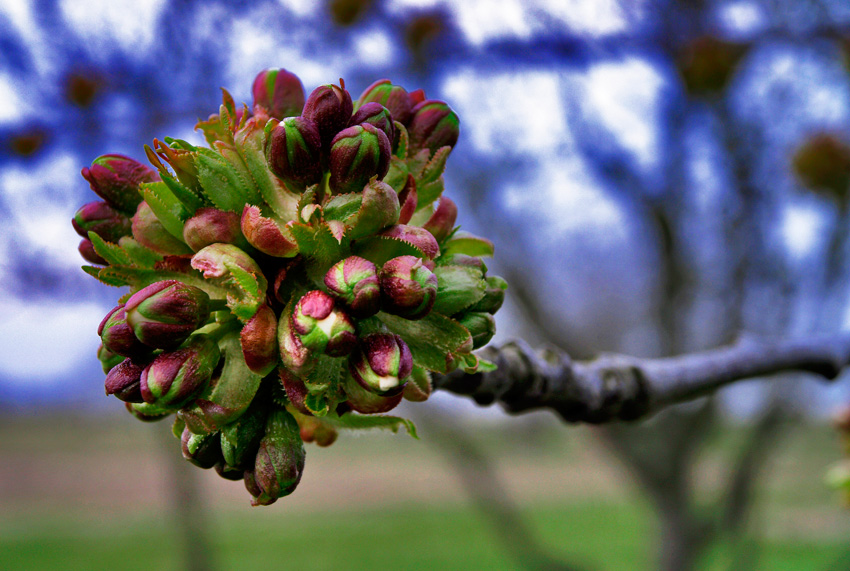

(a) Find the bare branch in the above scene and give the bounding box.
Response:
[434,335,850,423]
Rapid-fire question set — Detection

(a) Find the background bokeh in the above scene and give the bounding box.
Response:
[2,0,850,569]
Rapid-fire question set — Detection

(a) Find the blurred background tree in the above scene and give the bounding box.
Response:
[2,0,850,569]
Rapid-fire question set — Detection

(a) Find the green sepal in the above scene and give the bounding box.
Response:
[383,156,409,193]
[304,392,330,417]
[140,181,190,240]
[118,236,163,268]
[352,235,426,266]
[442,231,495,258]
[378,311,474,374]
[87,232,133,267]
[196,150,250,213]
[82,264,126,287]
[394,121,408,159]
[172,414,186,439]
[323,411,418,438]
[432,265,487,315]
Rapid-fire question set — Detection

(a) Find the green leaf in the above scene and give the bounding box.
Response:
[442,232,495,258]
[219,145,262,206]
[118,236,163,269]
[235,124,299,219]
[432,265,487,315]
[324,412,418,438]
[87,232,133,267]
[405,148,431,179]
[141,181,190,240]
[393,121,408,159]
[304,393,330,417]
[383,157,409,193]
[323,193,362,222]
[161,170,205,213]
[416,177,444,210]
[196,151,249,213]
[82,265,127,287]
[378,311,473,374]
[352,235,425,266]
[420,146,451,184]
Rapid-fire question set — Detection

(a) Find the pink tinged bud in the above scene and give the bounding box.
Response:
[125,280,211,350]
[409,89,426,107]
[357,79,414,125]
[407,100,460,156]
[99,305,150,359]
[279,368,312,416]
[292,290,357,357]
[344,374,403,413]
[348,102,395,143]
[241,304,279,376]
[132,201,193,256]
[380,255,438,319]
[267,116,323,188]
[97,343,124,374]
[278,309,314,376]
[79,238,107,265]
[253,407,305,505]
[378,224,440,260]
[73,201,132,242]
[105,357,151,402]
[397,175,418,225]
[183,207,248,252]
[349,333,413,396]
[81,154,159,214]
[469,275,507,314]
[456,312,496,349]
[329,123,391,194]
[323,256,380,318]
[302,83,354,150]
[241,205,299,257]
[181,427,222,469]
[252,68,306,119]
[422,196,458,243]
[140,335,221,408]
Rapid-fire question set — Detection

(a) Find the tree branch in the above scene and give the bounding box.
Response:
[435,335,850,423]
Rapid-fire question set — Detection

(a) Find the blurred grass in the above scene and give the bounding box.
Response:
[0,408,848,570]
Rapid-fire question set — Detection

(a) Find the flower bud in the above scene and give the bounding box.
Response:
[350,333,413,395]
[240,304,279,376]
[344,374,403,413]
[183,207,248,252]
[324,256,380,318]
[329,123,391,194]
[97,343,124,374]
[79,238,107,265]
[469,275,507,314]
[125,280,211,349]
[296,415,338,447]
[357,79,413,125]
[140,335,221,408]
[456,311,496,349]
[267,116,323,188]
[407,100,460,156]
[292,290,357,357]
[252,68,306,119]
[181,427,222,469]
[302,83,353,149]
[252,407,305,505]
[105,357,151,402]
[81,154,158,214]
[379,255,438,319]
[125,401,171,422]
[422,196,457,243]
[73,201,132,243]
[215,462,245,481]
[241,205,299,257]
[132,201,193,256]
[221,397,268,469]
[378,224,440,260]
[349,102,395,143]
[99,305,150,359]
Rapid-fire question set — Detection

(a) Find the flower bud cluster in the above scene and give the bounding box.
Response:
[75,68,501,506]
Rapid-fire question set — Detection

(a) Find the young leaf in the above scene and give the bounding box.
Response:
[432,265,487,316]
[378,311,473,374]
[442,231,495,258]
[87,232,133,267]
[141,181,190,240]
[196,151,249,212]
[323,412,418,438]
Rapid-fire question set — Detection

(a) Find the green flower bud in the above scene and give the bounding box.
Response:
[356,79,413,125]
[140,335,220,408]
[324,256,380,318]
[215,462,245,481]
[252,407,305,506]
[302,82,353,150]
[105,357,151,403]
[252,68,306,119]
[73,201,132,243]
[183,207,249,252]
[98,305,150,359]
[221,397,268,469]
[348,102,395,144]
[125,401,171,422]
[379,255,438,320]
[292,290,357,357]
[456,312,496,349]
[267,116,323,188]
[407,100,460,156]
[97,343,124,374]
[468,275,507,314]
[132,201,193,256]
[379,224,440,260]
[349,333,413,396]
[81,154,158,214]
[329,123,391,194]
[181,427,222,469]
[125,280,211,350]
[343,373,403,413]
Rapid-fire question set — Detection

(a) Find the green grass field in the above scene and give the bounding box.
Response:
[1,409,848,570]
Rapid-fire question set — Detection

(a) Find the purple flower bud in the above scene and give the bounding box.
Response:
[99,305,150,359]
[125,280,211,349]
[241,304,279,376]
[344,374,403,413]
[140,335,220,408]
[241,205,299,257]
[349,333,413,395]
[302,82,354,150]
[422,196,458,243]
[252,407,305,505]
[292,290,357,357]
[380,255,438,319]
[356,79,414,125]
[181,427,222,469]
[182,207,248,252]
[329,123,391,194]
[73,201,132,243]
[252,68,306,119]
[132,201,193,256]
[81,154,159,214]
[456,312,496,349]
[79,238,107,265]
[348,102,395,144]
[378,225,440,260]
[215,462,245,481]
[469,275,507,314]
[407,100,460,156]
[324,256,380,318]
[267,116,323,188]
[105,356,152,402]
[279,368,311,416]
[97,343,124,374]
